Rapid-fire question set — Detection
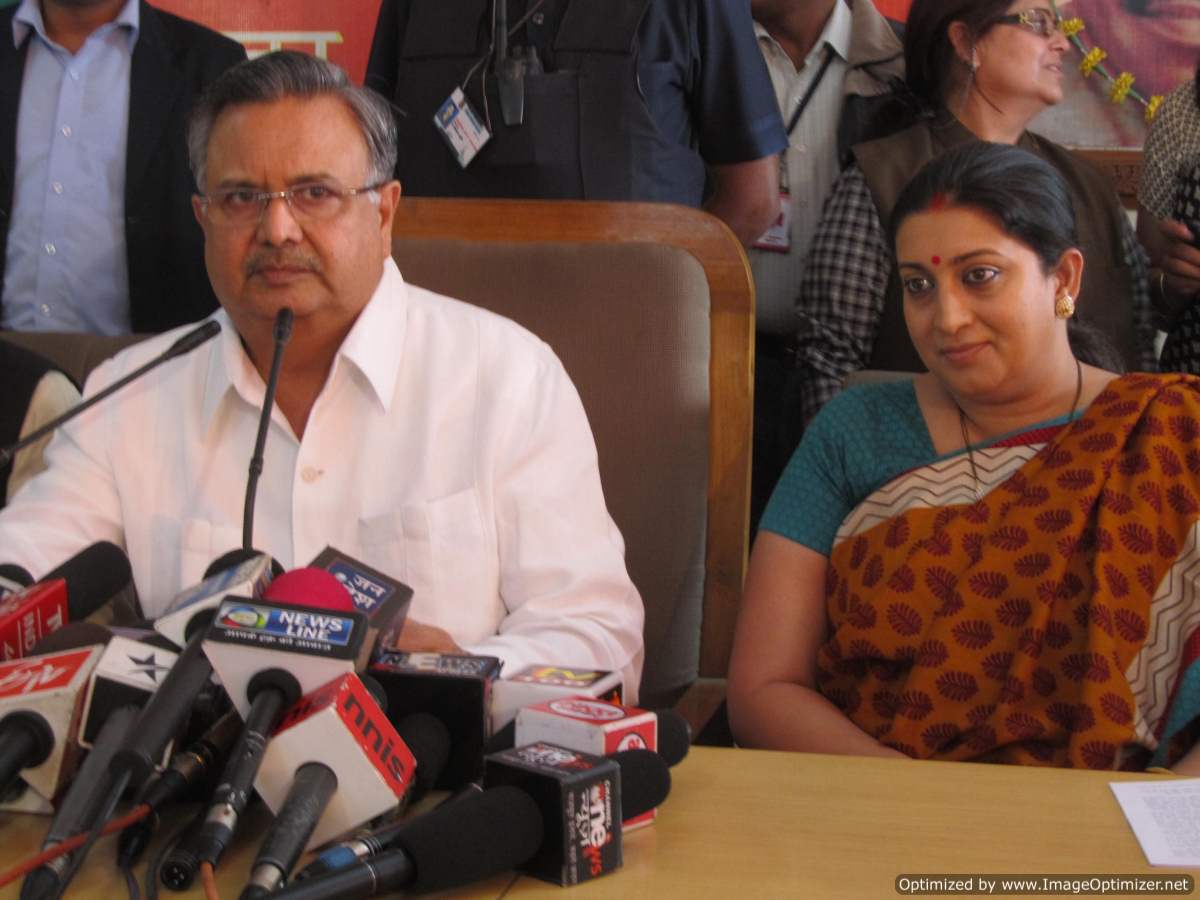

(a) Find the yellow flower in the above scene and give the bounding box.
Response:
[1145,95,1165,122]
[1080,47,1107,77]
[1061,17,1085,39]
[1109,72,1134,104]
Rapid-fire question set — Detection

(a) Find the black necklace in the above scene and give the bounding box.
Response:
[956,357,1083,500]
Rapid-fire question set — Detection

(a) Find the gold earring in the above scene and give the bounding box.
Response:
[1055,292,1075,319]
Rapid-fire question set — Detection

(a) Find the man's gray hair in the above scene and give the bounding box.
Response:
[187,50,398,191]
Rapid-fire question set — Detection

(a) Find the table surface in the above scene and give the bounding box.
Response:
[0,747,1192,899]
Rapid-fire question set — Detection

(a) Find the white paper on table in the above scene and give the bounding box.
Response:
[1110,778,1200,867]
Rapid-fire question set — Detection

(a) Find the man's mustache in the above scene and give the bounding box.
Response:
[244,252,321,277]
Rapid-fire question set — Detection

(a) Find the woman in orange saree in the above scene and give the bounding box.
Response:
[729,142,1200,770]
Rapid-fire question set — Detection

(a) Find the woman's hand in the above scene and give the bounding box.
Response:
[726,531,908,758]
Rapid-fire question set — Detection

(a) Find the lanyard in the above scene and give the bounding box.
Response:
[785,45,836,137]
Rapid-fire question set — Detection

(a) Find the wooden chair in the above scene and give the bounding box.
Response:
[391,198,754,722]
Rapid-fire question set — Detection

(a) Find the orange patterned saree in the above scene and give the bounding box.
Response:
[817,374,1200,769]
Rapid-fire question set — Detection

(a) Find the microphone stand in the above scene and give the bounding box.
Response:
[242,308,293,551]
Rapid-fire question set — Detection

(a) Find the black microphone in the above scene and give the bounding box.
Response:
[116,707,242,869]
[21,632,179,900]
[0,542,134,659]
[243,307,292,551]
[269,786,544,900]
[114,551,276,792]
[239,679,429,899]
[0,624,112,807]
[368,650,501,788]
[274,747,671,899]
[162,573,363,887]
[0,320,221,469]
[291,712,452,881]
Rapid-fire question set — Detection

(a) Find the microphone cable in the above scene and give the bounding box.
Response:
[0,804,150,888]
[242,307,293,551]
[47,767,134,899]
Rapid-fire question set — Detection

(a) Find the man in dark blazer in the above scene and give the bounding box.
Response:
[0,0,245,334]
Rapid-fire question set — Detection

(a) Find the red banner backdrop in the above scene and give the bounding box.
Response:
[153,0,383,83]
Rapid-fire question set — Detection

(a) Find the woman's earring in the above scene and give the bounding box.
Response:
[1055,292,1075,319]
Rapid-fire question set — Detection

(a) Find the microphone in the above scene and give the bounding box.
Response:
[509,697,690,830]
[490,663,623,733]
[0,542,133,660]
[291,712,451,882]
[113,551,276,792]
[116,707,242,868]
[512,697,691,764]
[243,307,292,551]
[0,320,220,469]
[307,547,413,666]
[368,650,501,789]
[240,675,423,899]
[0,640,107,806]
[76,634,177,751]
[485,744,671,885]
[20,634,176,900]
[269,786,544,900]
[154,551,275,649]
[163,571,363,885]
[273,746,671,898]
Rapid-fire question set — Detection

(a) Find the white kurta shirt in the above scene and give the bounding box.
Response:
[0,259,644,696]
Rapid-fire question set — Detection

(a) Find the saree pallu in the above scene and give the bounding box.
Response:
[816,373,1200,769]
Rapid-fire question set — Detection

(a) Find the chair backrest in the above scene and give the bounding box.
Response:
[0,331,146,388]
[391,198,754,705]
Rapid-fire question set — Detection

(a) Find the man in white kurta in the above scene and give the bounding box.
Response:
[0,51,644,696]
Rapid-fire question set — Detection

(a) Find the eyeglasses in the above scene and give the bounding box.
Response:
[993,8,1063,38]
[198,181,386,227]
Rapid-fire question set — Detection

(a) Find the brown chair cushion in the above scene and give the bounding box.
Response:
[394,237,712,702]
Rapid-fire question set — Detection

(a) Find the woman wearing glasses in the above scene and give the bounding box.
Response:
[792,0,1154,431]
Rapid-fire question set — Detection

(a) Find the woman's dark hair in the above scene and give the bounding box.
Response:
[888,142,1124,371]
[904,0,1012,109]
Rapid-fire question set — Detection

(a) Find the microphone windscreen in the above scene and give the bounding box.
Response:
[0,564,33,589]
[395,713,450,801]
[263,568,355,612]
[29,621,113,656]
[655,709,692,767]
[43,542,133,621]
[397,785,543,893]
[611,749,671,819]
[204,548,283,580]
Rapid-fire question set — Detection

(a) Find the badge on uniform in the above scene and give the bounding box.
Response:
[434,87,491,168]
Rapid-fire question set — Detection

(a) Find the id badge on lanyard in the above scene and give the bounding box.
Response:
[753,153,792,253]
[751,45,835,254]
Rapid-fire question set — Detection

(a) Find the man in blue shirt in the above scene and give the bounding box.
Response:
[0,0,245,335]
[366,0,787,246]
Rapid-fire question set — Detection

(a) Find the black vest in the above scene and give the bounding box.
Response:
[367,0,707,204]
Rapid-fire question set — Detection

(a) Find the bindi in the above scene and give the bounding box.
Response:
[931,255,941,266]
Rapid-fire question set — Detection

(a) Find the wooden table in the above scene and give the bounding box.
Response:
[0,747,1192,899]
